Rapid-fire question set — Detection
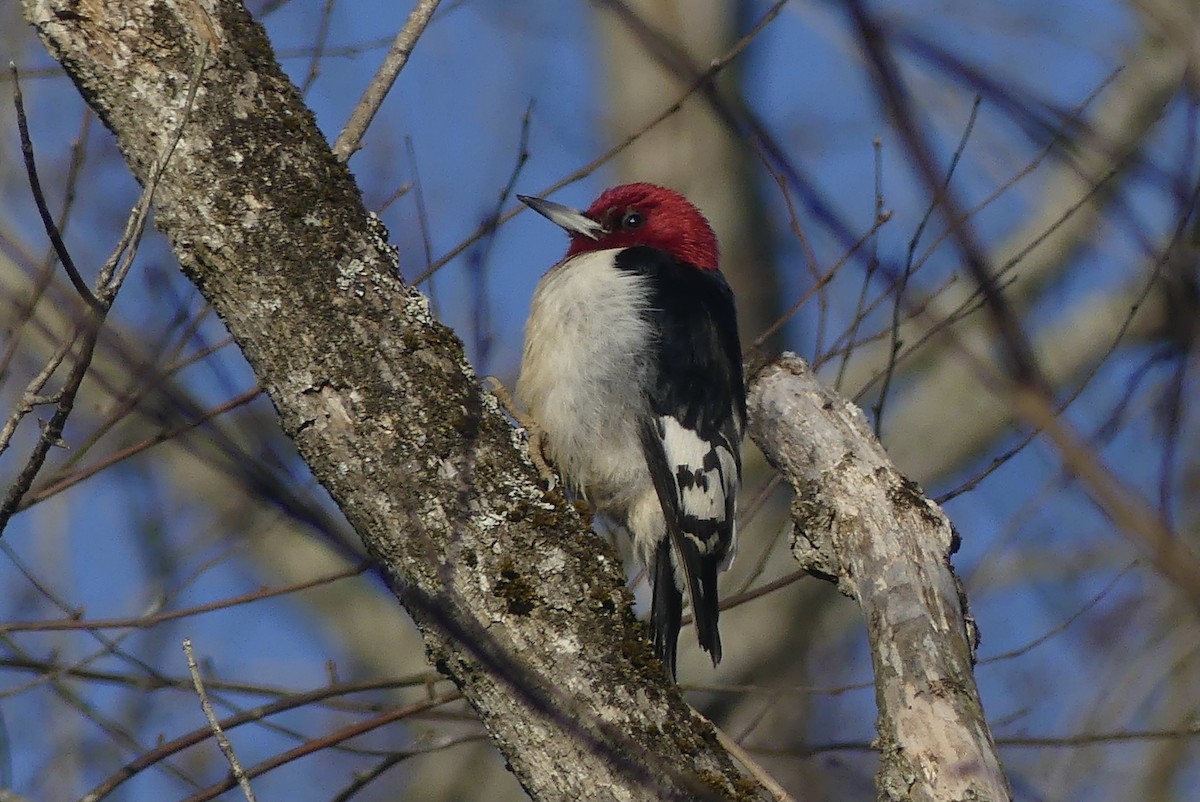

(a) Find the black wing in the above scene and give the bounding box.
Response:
[617,246,745,676]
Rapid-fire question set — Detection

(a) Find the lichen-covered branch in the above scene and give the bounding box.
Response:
[748,354,1011,802]
[21,1,763,799]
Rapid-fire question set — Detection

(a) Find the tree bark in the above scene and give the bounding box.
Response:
[21,1,763,800]
[748,354,1011,802]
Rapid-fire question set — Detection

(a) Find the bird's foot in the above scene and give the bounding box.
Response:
[485,376,558,489]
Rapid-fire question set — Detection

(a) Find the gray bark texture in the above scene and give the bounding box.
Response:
[21,1,764,800]
[748,355,1011,802]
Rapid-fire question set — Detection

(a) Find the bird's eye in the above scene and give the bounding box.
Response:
[622,211,645,229]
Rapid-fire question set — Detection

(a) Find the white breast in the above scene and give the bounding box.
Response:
[517,249,655,515]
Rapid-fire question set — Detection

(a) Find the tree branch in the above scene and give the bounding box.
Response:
[331,0,442,161]
[747,354,1012,802]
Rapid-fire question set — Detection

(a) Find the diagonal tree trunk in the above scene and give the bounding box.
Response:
[21,2,761,799]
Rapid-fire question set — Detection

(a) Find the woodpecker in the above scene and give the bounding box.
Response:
[516,183,745,679]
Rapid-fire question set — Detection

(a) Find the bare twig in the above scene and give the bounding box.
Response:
[79,678,456,802]
[979,561,1136,665]
[0,630,202,790]
[997,726,1200,748]
[817,70,1119,400]
[1012,386,1200,610]
[704,716,797,802]
[36,332,237,482]
[2,657,442,710]
[183,639,258,802]
[328,735,487,802]
[10,61,102,312]
[175,691,464,802]
[874,96,981,434]
[4,561,368,632]
[18,385,261,512]
[377,179,413,212]
[406,135,437,312]
[843,0,1041,388]
[300,0,336,94]
[0,333,75,457]
[751,723,1200,758]
[465,99,534,371]
[412,0,788,285]
[0,46,208,539]
[834,134,886,396]
[0,310,102,537]
[331,0,442,161]
[0,109,96,384]
[746,210,892,356]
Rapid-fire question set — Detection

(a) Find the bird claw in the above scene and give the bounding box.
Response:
[485,376,559,489]
[527,430,559,490]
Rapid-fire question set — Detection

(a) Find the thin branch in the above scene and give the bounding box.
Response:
[331,0,442,161]
[412,0,789,285]
[328,735,487,802]
[2,561,368,632]
[0,332,75,457]
[174,692,463,802]
[0,45,207,538]
[819,68,1120,395]
[0,108,97,384]
[464,99,534,372]
[842,0,1042,388]
[0,630,202,791]
[0,310,101,537]
[874,96,980,434]
[19,385,261,512]
[746,210,892,357]
[997,726,1200,748]
[978,561,1136,665]
[10,62,102,312]
[183,639,258,802]
[751,723,1200,758]
[0,657,443,711]
[40,332,236,481]
[706,717,796,802]
[835,134,886,396]
[300,0,336,95]
[405,135,437,314]
[1012,385,1200,611]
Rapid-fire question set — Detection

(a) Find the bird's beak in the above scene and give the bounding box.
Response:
[518,194,606,240]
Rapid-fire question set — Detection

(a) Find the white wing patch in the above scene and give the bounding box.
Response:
[660,416,736,557]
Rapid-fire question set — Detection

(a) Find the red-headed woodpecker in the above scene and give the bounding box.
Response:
[516,183,745,678]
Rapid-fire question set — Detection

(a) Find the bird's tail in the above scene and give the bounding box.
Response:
[651,540,683,679]
[652,538,722,679]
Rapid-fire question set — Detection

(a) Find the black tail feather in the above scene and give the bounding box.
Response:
[692,553,722,665]
[651,538,724,678]
[651,539,683,679]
